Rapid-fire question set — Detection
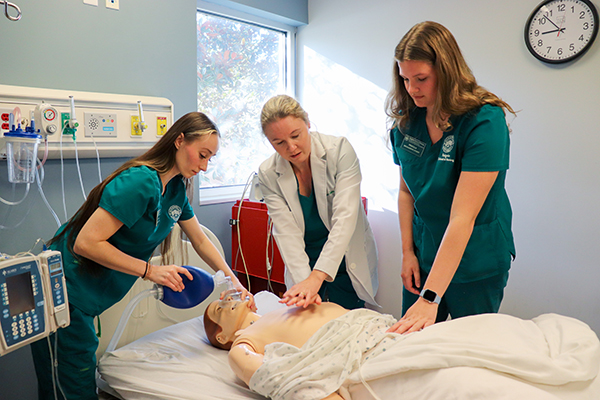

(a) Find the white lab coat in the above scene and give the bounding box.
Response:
[258,131,379,306]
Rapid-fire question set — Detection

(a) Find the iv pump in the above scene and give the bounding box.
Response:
[0,250,70,357]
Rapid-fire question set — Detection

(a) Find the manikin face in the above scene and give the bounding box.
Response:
[263,116,311,167]
[206,299,257,345]
[398,60,439,111]
[174,133,219,179]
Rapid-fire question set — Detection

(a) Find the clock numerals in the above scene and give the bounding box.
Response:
[525,0,598,63]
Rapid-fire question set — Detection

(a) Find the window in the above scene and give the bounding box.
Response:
[196,9,294,204]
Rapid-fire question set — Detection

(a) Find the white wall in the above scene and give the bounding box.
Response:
[298,0,600,334]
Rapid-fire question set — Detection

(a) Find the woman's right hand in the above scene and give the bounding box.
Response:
[279,270,326,308]
[400,252,421,295]
[146,264,194,293]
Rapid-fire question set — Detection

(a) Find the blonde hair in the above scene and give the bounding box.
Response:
[260,95,309,133]
[385,21,515,132]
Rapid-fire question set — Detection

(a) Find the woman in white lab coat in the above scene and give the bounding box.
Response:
[258,95,378,309]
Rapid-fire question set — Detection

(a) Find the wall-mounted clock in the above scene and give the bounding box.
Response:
[525,0,599,63]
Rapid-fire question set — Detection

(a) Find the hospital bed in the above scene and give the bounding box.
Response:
[96,227,600,400]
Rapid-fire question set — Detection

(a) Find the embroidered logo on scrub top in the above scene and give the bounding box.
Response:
[168,205,182,222]
[439,135,455,163]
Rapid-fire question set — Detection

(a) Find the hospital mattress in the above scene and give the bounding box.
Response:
[98,293,600,400]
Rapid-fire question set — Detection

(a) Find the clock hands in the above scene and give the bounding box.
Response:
[541,13,566,37]
[542,13,561,30]
[542,27,566,35]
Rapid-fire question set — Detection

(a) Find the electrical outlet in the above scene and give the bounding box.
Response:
[1,108,12,134]
[106,0,119,10]
[156,116,167,137]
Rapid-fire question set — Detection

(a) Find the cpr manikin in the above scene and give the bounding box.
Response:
[204,299,348,400]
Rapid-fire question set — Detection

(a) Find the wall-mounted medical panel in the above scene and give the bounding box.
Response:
[0,84,173,159]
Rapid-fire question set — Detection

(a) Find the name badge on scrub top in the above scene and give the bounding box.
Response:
[400,135,426,157]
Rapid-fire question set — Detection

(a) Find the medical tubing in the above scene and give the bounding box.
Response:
[73,138,87,201]
[46,336,58,400]
[105,287,160,353]
[0,182,30,205]
[0,187,34,230]
[59,124,68,221]
[36,166,62,228]
[234,172,256,291]
[52,331,68,400]
[90,132,102,183]
[35,134,49,168]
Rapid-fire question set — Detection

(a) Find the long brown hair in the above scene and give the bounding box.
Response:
[48,111,220,274]
[385,21,516,132]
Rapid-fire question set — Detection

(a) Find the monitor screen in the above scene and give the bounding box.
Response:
[6,272,35,317]
[49,261,62,277]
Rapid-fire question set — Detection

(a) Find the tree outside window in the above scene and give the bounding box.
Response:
[197,12,288,189]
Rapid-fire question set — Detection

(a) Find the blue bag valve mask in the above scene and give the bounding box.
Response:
[159,268,242,309]
[160,266,215,309]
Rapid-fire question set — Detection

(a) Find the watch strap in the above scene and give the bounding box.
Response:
[420,288,441,305]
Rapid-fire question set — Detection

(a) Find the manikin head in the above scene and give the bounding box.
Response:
[203,299,258,350]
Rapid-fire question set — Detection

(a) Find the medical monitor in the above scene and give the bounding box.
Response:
[0,250,69,356]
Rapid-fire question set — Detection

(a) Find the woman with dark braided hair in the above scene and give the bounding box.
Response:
[31,111,253,400]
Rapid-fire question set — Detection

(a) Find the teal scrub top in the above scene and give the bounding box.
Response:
[391,104,515,283]
[298,188,347,274]
[50,165,194,316]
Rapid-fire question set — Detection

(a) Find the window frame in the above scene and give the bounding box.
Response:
[195,0,297,205]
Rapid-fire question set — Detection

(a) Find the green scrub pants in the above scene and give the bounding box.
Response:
[402,269,509,322]
[30,304,99,400]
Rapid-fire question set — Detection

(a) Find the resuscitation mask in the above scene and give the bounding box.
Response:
[107,267,242,354]
[159,268,242,309]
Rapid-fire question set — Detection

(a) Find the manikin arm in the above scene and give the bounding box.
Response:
[228,343,263,386]
[228,343,344,400]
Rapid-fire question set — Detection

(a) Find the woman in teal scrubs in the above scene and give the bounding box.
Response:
[30,112,253,400]
[386,22,516,335]
[258,95,378,310]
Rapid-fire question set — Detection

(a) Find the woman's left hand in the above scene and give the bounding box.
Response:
[387,298,437,334]
[280,270,327,308]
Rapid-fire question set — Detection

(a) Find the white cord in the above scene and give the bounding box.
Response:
[234,172,258,292]
[73,138,86,201]
[265,216,275,293]
[90,131,102,183]
[59,125,68,221]
[0,182,30,206]
[36,163,62,228]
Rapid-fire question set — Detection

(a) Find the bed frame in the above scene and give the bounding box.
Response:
[95,224,224,398]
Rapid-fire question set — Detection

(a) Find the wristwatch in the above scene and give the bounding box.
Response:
[420,288,441,305]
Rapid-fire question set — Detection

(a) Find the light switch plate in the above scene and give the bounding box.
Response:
[83,0,98,6]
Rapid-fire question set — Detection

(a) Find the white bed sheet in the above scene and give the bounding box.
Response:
[99,294,600,400]
[99,315,265,400]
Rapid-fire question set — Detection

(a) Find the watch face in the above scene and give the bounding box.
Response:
[422,289,437,302]
[525,0,599,63]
